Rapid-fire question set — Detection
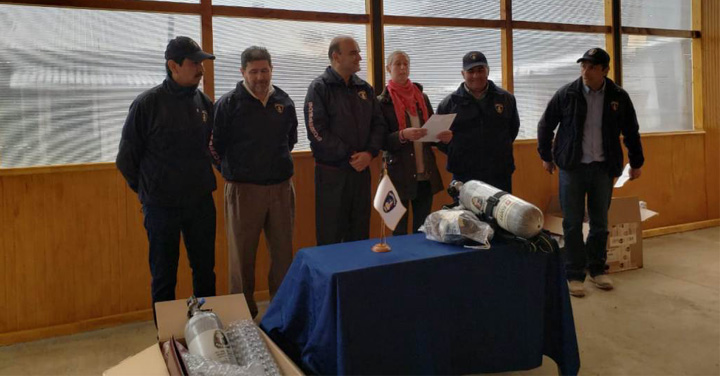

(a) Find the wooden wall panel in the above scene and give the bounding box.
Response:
[703,0,720,218]
[0,130,714,343]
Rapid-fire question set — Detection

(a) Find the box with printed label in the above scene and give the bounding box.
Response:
[103,294,303,376]
[543,196,658,274]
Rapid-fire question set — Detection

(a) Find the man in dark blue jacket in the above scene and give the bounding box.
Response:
[537,48,644,297]
[213,46,297,318]
[116,36,217,308]
[304,36,386,245]
[437,51,520,193]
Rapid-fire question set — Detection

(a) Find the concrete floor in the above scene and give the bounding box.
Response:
[1,227,718,375]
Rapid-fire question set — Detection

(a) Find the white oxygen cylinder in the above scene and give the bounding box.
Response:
[456,180,544,239]
[184,296,238,364]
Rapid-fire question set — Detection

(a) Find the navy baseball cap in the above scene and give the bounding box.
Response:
[165,36,215,63]
[577,47,610,66]
[462,51,488,71]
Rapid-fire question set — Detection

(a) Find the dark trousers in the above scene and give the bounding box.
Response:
[393,181,434,236]
[453,172,513,194]
[559,163,614,281]
[143,194,216,305]
[315,165,371,246]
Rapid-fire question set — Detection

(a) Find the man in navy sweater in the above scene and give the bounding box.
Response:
[212,46,298,317]
[117,36,217,311]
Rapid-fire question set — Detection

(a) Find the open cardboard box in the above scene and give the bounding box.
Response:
[544,196,658,273]
[104,294,303,376]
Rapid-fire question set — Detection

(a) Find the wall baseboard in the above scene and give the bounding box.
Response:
[642,219,719,238]
[0,309,153,346]
[0,290,273,346]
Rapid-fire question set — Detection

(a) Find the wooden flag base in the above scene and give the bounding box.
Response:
[372,243,392,253]
[372,218,392,253]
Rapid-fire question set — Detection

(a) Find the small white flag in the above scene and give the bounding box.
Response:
[373,174,407,231]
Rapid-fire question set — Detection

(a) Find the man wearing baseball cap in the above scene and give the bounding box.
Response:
[537,47,644,297]
[437,50,520,193]
[117,36,218,316]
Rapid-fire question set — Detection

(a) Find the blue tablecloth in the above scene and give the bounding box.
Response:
[260,234,580,375]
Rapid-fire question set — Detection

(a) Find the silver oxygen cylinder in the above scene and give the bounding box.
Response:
[184,296,238,365]
[452,180,544,239]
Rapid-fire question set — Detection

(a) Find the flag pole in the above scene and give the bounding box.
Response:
[372,161,392,253]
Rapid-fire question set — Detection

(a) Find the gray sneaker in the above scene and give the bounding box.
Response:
[568,280,585,297]
[590,274,614,290]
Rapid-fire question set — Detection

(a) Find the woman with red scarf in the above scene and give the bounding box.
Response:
[378,51,453,235]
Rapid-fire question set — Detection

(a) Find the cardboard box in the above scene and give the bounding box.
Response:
[544,196,658,273]
[104,294,303,376]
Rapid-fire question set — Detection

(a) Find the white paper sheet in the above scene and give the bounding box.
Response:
[614,164,631,188]
[417,114,456,142]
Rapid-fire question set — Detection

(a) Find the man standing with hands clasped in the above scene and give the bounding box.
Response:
[537,47,644,297]
[304,36,386,245]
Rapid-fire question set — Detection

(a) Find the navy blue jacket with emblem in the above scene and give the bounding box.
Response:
[537,76,644,177]
[116,76,217,207]
[436,80,520,179]
[212,82,298,184]
[304,66,387,169]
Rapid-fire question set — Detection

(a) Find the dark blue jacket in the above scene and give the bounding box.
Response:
[436,81,520,179]
[213,82,297,184]
[537,77,644,177]
[304,66,386,169]
[116,76,216,207]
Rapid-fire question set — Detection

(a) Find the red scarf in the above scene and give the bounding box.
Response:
[387,79,429,131]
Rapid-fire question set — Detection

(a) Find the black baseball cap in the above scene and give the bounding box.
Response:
[577,47,610,66]
[462,51,488,71]
[165,36,215,63]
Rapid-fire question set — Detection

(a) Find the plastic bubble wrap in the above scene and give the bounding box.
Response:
[419,208,494,249]
[181,319,281,376]
[226,320,281,376]
[182,352,264,376]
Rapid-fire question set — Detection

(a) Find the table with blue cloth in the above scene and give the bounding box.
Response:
[260,234,580,375]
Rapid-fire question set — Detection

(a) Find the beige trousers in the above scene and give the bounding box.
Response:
[224,179,295,317]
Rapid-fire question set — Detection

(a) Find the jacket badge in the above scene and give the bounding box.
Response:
[611,101,619,111]
[495,103,504,114]
[201,110,208,122]
[274,104,285,114]
[358,90,368,100]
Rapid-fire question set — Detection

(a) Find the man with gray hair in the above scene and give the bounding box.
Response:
[304,36,386,245]
[212,46,298,317]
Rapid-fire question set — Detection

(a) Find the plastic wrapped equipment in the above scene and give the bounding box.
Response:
[419,209,494,248]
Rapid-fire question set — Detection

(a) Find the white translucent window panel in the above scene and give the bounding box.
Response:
[513,30,605,139]
[0,5,200,168]
[384,26,503,115]
[212,0,366,14]
[622,0,691,30]
[213,17,369,151]
[384,0,499,19]
[513,0,605,26]
[622,35,692,132]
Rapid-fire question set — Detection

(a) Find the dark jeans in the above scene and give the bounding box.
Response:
[559,162,614,281]
[394,180,434,236]
[143,194,216,305]
[453,173,513,194]
[315,165,371,245]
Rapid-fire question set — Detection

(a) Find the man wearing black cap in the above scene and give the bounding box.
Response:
[116,36,218,308]
[537,47,644,297]
[437,51,520,193]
